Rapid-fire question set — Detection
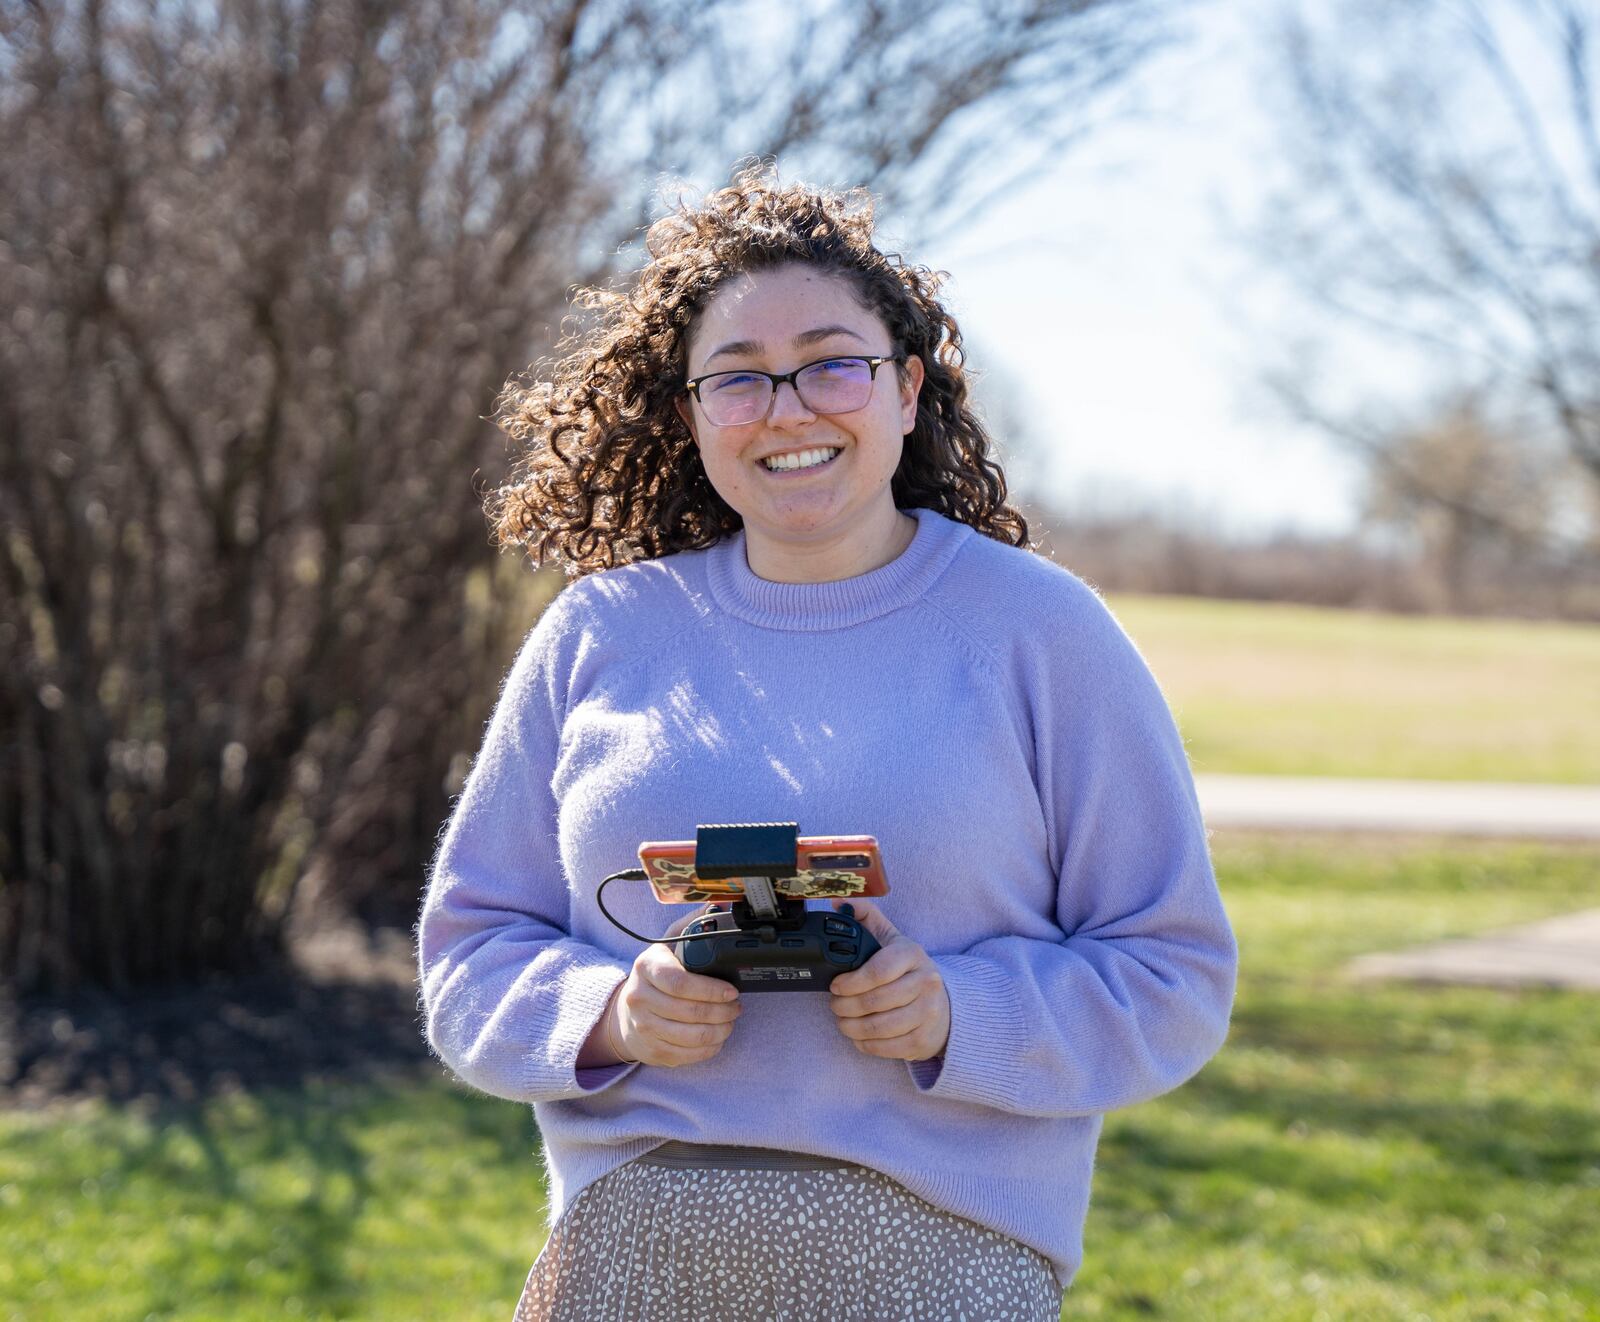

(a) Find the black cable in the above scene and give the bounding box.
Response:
[596,869,731,946]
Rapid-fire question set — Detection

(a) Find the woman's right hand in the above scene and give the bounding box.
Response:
[608,910,742,1067]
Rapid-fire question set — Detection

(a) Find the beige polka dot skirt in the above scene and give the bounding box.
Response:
[513,1144,1063,1321]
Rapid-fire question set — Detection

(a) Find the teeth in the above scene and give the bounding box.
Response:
[762,447,840,471]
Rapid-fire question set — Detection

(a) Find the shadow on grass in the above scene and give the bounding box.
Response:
[0,1064,544,1316]
[1099,980,1598,1233]
[1174,1068,1595,1183]
[118,1083,377,1311]
[0,946,431,1112]
[0,915,558,1315]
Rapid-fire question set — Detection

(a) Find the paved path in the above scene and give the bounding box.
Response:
[1193,774,1600,992]
[1195,773,1600,840]
[1345,908,1600,991]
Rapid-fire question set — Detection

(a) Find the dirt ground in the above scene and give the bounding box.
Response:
[0,917,433,1114]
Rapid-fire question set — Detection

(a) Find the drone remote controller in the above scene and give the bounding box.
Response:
[676,901,881,992]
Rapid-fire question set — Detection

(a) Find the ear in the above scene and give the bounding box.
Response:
[899,355,925,435]
[674,393,698,445]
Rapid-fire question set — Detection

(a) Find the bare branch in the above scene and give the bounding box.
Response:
[1247,0,1600,549]
[0,0,1171,993]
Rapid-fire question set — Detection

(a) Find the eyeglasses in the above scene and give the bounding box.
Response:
[684,354,900,427]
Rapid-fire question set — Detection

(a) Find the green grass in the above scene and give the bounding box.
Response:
[1102,593,1600,783]
[3,833,1597,1320]
[1074,832,1600,1321]
[0,1072,549,1321]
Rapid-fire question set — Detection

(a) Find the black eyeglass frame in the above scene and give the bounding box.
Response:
[683,353,903,421]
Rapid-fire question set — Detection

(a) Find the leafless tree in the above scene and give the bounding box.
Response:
[0,0,1172,994]
[1034,495,1600,620]
[1357,394,1571,612]
[1247,0,1600,565]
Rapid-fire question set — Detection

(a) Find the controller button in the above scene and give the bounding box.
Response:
[823,919,852,937]
[779,937,806,949]
[734,939,759,949]
[827,941,855,955]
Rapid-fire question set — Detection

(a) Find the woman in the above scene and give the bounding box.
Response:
[416,164,1238,1321]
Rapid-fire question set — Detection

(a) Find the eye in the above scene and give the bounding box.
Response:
[707,372,764,392]
[812,358,859,374]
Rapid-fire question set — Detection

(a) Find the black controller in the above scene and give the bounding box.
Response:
[677,902,881,992]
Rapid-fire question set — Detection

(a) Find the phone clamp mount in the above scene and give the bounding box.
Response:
[674,823,880,993]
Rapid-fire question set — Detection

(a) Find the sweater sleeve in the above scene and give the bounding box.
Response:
[906,578,1237,1117]
[415,587,639,1102]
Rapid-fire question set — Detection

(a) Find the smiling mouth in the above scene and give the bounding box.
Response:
[760,446,842,473]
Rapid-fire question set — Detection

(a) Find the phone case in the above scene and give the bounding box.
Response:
[637,835,889,905]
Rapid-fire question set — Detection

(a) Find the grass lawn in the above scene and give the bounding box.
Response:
[1102,593,1600,784]
[3,832,1597,1320]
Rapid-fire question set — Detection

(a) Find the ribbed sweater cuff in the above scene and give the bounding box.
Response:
[906,955,1026,1109]
[542,962,638,1098]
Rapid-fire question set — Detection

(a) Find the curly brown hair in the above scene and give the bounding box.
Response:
[487,162,1029,573]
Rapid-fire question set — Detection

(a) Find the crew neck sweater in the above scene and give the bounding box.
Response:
[416,506,1238,1291]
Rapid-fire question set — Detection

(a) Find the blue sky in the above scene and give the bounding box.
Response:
[903,2,1371,540]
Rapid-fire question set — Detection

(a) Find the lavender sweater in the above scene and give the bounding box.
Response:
[416,506,1237,1290]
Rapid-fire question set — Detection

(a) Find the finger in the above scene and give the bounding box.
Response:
[641,1012,736,1051]
[829,942,921,997]
[632,1035,725,1069]
[850,1029,932,1060]
[637,981,743,1025]
[828,969,926,1018]
[830,897,899,944]
[655,1043,728,1068]
[640,952,739,1004]
[834,1002,924,1041]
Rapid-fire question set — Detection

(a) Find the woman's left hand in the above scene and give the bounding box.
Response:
[826,899,950,1062]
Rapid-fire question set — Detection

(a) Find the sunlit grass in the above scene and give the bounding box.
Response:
[1074,831,1600,1321]
[4,833,1597,1320]
[0,1072,548,1321]
[1103,593,1600,783]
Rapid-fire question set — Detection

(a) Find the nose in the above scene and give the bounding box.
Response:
[766,378,816,427]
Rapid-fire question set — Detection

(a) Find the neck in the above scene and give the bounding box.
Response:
[745,509,918,584]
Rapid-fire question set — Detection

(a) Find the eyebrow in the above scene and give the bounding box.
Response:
[703,325,869,366]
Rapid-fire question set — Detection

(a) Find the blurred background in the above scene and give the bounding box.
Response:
[2,1,1596,1318]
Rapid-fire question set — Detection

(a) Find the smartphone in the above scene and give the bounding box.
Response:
[637,834,890,905]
